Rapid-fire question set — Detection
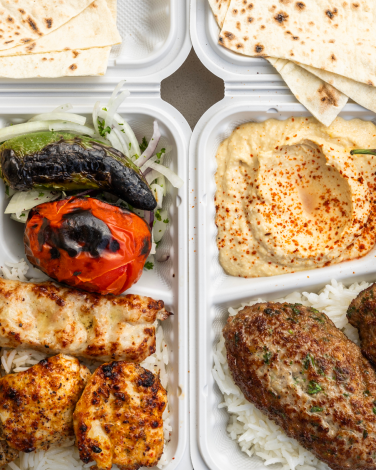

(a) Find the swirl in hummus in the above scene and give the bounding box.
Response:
[215,117,376,278]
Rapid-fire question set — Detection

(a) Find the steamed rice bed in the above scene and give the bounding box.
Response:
[213,279,369,470]
[0,259,172,470]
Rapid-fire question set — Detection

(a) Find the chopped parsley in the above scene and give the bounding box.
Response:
[310,407,323,413]
[155,210,162,221]
[144,261,154,270]
[38,192,45,197]
[97,118,111,137]
[163,218,169,224]
[307,381,322,395]
[139,136,148,153]
[263,347,272,364]
[303,354,315,370]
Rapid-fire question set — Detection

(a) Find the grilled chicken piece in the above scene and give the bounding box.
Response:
[0,354,90,453]
[0,278,170,362]
[224,302,376,470]
[0,438,18,467]
[347,283,376,365]
[74,362,167,470]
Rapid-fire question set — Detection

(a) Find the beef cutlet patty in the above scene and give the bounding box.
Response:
[223,302,376,470]
[347,283,376,366]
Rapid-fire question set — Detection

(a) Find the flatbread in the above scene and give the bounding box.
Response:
[296,63,376,114]
[208,0,230,28]
[0,0,94,51]
[0,0,121,57]
[219,0,376,87]
[207,0,347,126]
[0,47,110,79]
[268,58,348,126]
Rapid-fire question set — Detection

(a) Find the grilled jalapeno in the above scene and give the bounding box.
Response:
[0,131,157,211]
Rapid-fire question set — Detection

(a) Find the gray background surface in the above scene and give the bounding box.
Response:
[161,48,224,129]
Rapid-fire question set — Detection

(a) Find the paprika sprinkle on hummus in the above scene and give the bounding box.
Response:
[215,117,376,278]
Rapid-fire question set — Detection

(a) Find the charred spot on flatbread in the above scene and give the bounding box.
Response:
[248,17,254,23]
[248,3,254,9]
[352,3,360,8]
[20,38,32,44]
[18,9,25,14]
[295,2,305,10]
[233,8,238,15]
[69,64,78,71]
[45,18,53,29]
[224,31,235,40]
[236,43,243,49]
[318,84,339,107]
[367,80,374,86]
[330,53,337,61]
[274,11,289,24]
[236,21,241,30]
[4,40,13,44]
[255,43,265,53]
[326,8,338,19]
[292,35,299,40]
[6,16,14,23]
[25,16,42,36]
[72,50,80,58]
[26,42,36,52]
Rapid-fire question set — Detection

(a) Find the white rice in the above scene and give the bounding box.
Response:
[0,259,172,470]
[212,279,371,470]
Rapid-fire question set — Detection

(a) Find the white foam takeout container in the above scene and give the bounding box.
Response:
[0,1,192,469]
[189,2,376,469]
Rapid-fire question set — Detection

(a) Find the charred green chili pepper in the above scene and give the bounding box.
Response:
[0,131,157,211]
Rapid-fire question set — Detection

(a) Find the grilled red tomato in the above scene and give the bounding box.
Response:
[24,196,152,295]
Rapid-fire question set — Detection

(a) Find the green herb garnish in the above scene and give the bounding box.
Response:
[144,261,154,270]
[310,407,323,413]
[307,381,322,395]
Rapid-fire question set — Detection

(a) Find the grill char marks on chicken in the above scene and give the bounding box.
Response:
[347,283,376,366]
[224,302,376,470]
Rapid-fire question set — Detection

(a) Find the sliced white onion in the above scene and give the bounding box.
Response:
[98,110,140,157]
[111,127,130,158]
[0,121,56,142]
[5,189,61,214]
[157,175,167,196]
[93,101,101,136]
[150,242,156,255]
[10,210,29,223]
[52,103,73,113]
[153,209,168,243]
[106,129,124,153]
[145,169,161,185]
[107,80,126,110]
[135,121,161,168]
[150,184,164,209]
[29,113,86,126]
[48,123,95,136]
[105,90,130,131]
[141,160,183,189]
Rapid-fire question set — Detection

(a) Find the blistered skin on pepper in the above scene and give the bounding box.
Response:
[24,197,152,295]
[0,132,157,211]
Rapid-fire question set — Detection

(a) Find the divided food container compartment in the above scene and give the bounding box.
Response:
[189,2,376,469]
[0,1,191,469]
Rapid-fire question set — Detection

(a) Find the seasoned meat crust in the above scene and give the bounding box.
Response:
[347,284,376,366]
[0,438,18,467]
[74,362,167,470]
[0,354,90,453]
[0,278,170,362]
[224,302,376,470]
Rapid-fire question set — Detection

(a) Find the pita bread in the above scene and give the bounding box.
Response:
[268,58,348,126]
[219,0,376,87]
[296,63,376,114]
[0,47,110,78]
[0,0,121,58]
[0,0,94,52]
[208,0,230,28]
[207,0,347,126]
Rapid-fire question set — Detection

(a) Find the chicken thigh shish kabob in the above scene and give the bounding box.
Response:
[223,296,376,470]
[0,355,167,470]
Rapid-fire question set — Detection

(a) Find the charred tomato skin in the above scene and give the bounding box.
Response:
[24,197,152,295]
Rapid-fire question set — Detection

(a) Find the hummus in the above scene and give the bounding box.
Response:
[215,117,376,278]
